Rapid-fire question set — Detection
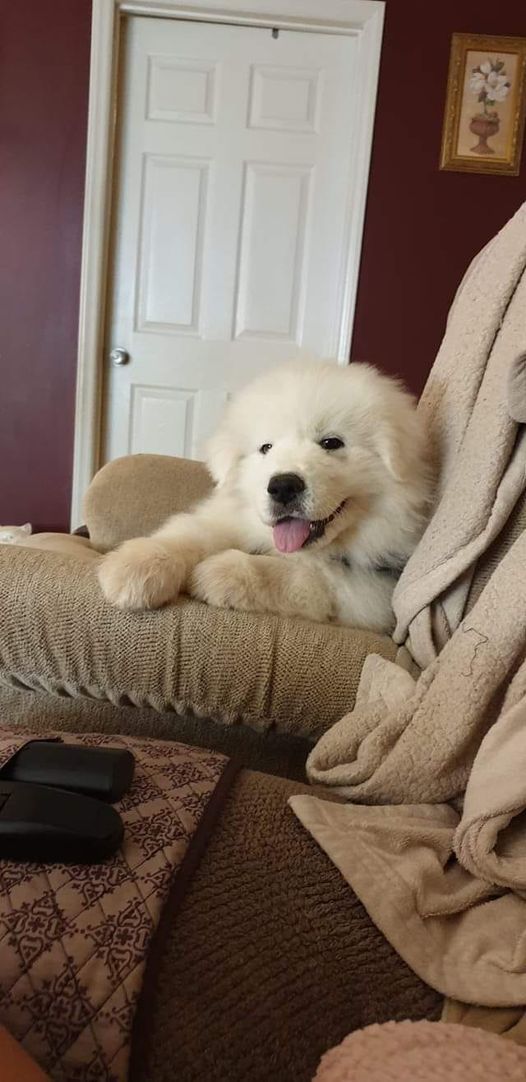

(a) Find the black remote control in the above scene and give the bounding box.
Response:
[0,781,124,863]
[1,741,135,802]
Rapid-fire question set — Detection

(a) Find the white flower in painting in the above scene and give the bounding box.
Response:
[469,58,511,107]
[485,71,510,102]
[469,70,486,93]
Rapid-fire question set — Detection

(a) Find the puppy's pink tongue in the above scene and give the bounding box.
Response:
[273,518,311,553]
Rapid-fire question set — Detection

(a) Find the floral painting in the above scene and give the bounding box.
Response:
[440,34,526,175]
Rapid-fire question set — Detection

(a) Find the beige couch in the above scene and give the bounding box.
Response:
[1,441,521,781]
[0,452,402,779]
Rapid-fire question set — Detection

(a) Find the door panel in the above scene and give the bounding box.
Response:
[234,163,312,340]
[104,16,362,463]
[137,155,209,333]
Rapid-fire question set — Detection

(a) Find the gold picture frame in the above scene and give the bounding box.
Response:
[440,33,526,175]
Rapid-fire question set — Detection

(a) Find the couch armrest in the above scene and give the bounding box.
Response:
[84,454,213,552]
[0,546,397,740]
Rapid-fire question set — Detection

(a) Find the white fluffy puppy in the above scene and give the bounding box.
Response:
[99,362,432,631]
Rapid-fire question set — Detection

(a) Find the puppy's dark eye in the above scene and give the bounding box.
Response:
[319,437,345,452]
[259,443,273,455]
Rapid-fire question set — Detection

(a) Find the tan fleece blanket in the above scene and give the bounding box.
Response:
[290,204,526,1009]
[291,529,526,1006]
[392,201,526,668]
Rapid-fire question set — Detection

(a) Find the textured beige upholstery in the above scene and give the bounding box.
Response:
[0,539,397,776]
[0,683,313,780]
[10,532,100,561]
[84,454,213,551]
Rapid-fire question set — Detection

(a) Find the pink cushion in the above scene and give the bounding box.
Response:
[313,1020,526,1081]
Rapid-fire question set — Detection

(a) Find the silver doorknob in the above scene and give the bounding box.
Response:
[110,347,130,366]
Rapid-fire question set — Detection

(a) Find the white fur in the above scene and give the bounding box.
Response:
[99,362,432,631]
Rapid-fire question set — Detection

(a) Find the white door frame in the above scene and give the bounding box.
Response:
[71,0,385,527]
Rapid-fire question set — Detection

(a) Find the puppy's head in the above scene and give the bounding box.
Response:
[206,361,430,557]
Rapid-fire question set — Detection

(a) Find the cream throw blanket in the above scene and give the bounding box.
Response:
[392,201,526,669]
[290,203,526,1008]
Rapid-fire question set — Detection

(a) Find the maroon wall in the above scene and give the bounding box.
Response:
[351,0,526,394]
[1,1,526,527]
[0,0,91,531]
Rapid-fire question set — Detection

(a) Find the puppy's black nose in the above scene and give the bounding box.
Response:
[267,472,306,505]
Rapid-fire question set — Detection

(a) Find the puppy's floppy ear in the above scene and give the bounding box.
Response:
[374,421,412,482]
[204,420,241,486]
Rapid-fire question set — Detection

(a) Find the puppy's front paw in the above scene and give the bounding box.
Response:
[98,538,185,610]
[190,550,256,612]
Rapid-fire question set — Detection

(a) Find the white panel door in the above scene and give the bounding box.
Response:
[103,15,367,462]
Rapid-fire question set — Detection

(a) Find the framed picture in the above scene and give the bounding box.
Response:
[440,33,526,175]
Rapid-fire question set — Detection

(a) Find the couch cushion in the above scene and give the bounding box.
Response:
[85,454,213,552]
[131,771,441,1082]
[0,728,229,1082]
[11,532,101,561]
[0,546,397,742]
[0,684,313,781]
